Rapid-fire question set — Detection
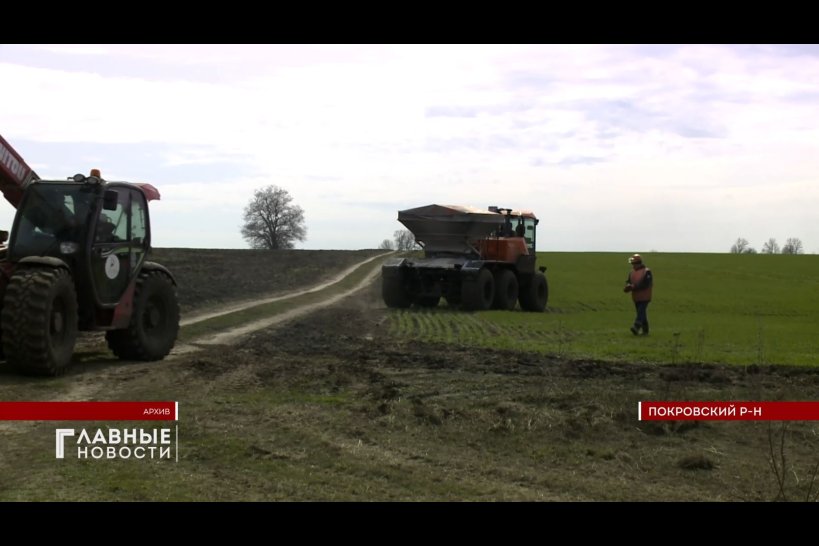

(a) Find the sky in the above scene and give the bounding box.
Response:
[1,44,818,253]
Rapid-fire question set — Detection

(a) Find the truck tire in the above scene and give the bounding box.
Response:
[1,266,78,376]
[106,270,180,361]
[382,273,412,308]
[444,292,461,307]
[461,268,494,311]
[414,295,440,308]
[519,272,548,312]
[493,269,518,310]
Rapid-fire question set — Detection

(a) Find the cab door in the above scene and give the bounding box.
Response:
[90,187,149,305]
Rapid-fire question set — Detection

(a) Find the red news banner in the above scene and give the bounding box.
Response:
[0,401,177,421]
[639,401,819,421]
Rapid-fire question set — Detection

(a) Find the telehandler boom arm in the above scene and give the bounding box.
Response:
[0,133,39,209]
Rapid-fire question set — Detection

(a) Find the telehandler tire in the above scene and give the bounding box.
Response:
[106,270,179,361]
[1,266,78,376]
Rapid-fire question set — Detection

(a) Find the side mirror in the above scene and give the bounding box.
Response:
[103,190,118,211]
[0,230,8,244]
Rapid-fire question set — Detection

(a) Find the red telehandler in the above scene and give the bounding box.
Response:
[0,133,179,376]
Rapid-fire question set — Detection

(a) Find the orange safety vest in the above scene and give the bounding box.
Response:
[629,266,652,302]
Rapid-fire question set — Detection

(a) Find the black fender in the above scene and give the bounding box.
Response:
[18,256,71,270]
[459,260,486,281]
[142,261,177,285]
[381,257,408,278]
[515,254,537,275]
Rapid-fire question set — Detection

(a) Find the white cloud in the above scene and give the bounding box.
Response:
[1,44,819,253]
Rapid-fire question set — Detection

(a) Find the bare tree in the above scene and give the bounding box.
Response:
[378,239,395,250]
[762,238,780,254]
[730,237,750,254]
[393,229,417,251]
[241,185,306,250]
[781,237,804,255]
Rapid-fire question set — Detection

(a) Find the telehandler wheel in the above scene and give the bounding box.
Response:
[493,269,519,310]
[519,272,548,312]
[0,266,78,376]
[461,268,494,311]
[382,273,412,308]
[106,270,179,361]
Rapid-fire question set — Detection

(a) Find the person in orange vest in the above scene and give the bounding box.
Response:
[623,253,653,335]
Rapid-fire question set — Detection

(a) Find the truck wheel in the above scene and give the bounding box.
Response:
[461,268,494,311]
[382,273,412,308]
[444,293,461,307]
[414,295,440,308]
[493,269,519,310]
[1,266,78,376]
[106,270,179,361]
[519,272,548,312]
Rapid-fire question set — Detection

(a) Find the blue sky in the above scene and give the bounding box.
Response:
[1,44,818,252]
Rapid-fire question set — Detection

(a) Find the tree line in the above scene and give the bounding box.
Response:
[730,237,805,254]
[378,229,416,251]
[239,187,813,256]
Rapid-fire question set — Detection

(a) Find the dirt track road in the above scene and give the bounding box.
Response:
[0,251,393,404]
[179,251,391,328]
[174,251,391,352]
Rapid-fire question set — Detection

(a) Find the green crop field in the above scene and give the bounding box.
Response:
[389,252,819,367]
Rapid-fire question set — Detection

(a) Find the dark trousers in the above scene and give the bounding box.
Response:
[633,300,650,333]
